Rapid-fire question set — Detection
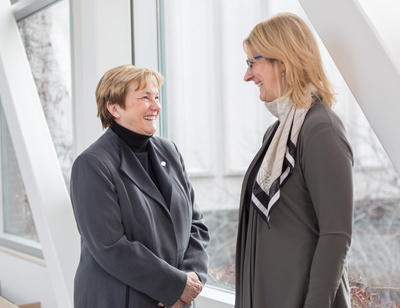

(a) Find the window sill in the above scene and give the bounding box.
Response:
[0,244,45,267]
[0,233,43,262]
[197,285,235,308]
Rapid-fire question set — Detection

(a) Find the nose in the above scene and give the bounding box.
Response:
[244,68,253,82]
[150,97,161,111]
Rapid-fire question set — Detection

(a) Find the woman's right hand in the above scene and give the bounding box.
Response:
[180,272,203,306]
[157,272,202,307]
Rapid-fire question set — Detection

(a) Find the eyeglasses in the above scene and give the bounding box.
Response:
[246,55,262,70]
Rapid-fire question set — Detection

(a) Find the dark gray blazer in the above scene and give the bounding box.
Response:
[70,129,209,308]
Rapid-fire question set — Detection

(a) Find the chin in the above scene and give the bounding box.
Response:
[146,127,157,136]
[259,90,266,102]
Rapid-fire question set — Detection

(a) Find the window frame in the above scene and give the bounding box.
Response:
[1,0,66,259]
[12,0,61,21]
[132,0,168,137]
[0,101,42,258]
[0,234,42,258]
[0,0,78,305]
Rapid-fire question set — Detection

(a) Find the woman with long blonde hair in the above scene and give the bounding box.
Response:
[235,13,353,308]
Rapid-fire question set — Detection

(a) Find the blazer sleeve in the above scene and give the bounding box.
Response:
[70,153,187,307]
[173,143,210,284]
[301,118,353,308]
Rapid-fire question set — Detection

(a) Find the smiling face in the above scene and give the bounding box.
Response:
[107,79,161,136]
[244,46,286,103]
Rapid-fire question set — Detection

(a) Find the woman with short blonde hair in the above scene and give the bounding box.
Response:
[95,65,163,128]
[236,13,353,308]
[71,64,209,308]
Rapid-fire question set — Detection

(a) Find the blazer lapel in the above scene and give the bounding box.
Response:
[147,140,174,207]
[119,140,170,214]
[148,140,193,252]
[148,140,186,256]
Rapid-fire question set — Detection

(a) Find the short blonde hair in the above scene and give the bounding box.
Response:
[95,64,163,128]
[244,13,334,108]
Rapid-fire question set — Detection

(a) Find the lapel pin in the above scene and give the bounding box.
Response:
[161,161,166,167]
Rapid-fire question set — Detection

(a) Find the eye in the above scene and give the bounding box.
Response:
[246,58,254,69]
[141,96,149,100]
[155,96,159,100]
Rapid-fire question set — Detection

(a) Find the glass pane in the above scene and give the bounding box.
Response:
[203,209,237,290]
[337,100,400,307]
[17,0,73,184]
[0,104,38,241]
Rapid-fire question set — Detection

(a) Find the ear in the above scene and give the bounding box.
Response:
[106,101,120,119]
[279,61,286,73]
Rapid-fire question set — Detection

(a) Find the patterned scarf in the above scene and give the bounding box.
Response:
[251,95,312,223]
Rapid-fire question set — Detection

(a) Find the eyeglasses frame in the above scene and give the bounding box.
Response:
[246,55,263,70]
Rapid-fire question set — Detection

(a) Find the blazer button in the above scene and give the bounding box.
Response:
[161,161,166,167]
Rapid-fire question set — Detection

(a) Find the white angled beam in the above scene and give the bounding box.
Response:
[299,0,400,173]
[12,0,60,21]
[0,2,79,308]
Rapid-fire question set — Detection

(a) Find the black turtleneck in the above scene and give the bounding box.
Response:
[111,121,159,188]
[111,121,150,153]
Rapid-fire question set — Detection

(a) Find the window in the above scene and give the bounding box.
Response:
[0,102,41,256]
[0,0,72,256]
[17,0,73,183]
[333,95,400,307]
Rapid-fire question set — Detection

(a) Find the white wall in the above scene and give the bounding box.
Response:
[0,250,56,307]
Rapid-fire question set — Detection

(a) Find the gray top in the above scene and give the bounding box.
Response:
[70,129,209,308]
[236,102,353,308]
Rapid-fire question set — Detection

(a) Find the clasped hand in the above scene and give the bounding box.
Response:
[158,272,203,308]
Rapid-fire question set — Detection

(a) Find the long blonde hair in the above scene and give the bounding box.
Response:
[244,13,334,108]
